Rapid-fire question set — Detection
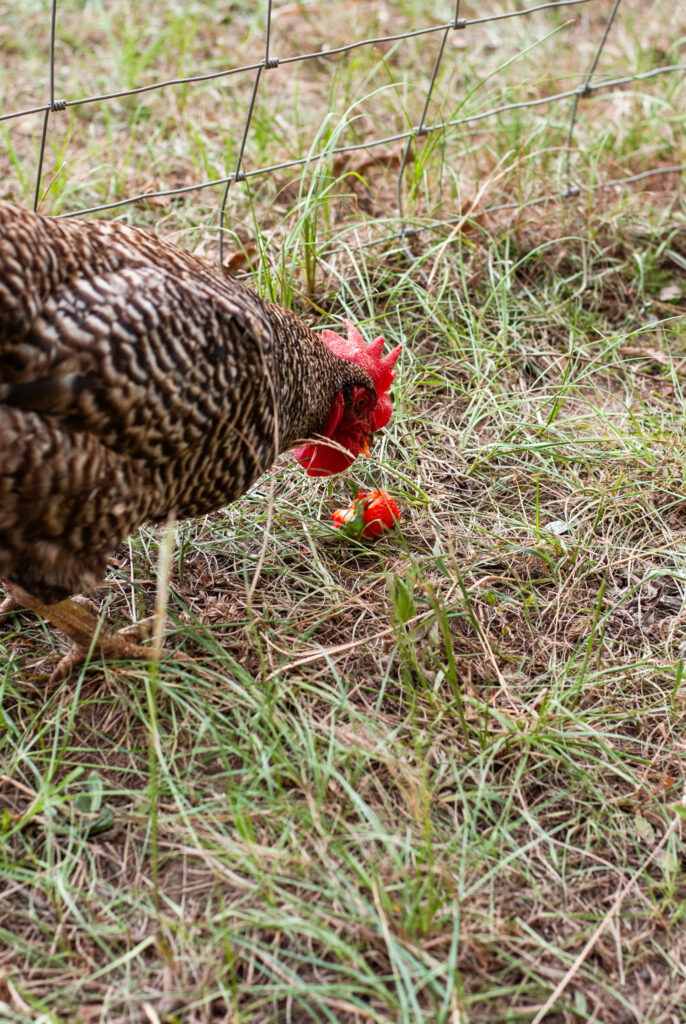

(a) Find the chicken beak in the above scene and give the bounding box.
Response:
[360,434,371,458]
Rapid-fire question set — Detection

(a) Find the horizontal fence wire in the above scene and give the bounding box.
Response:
[2,0,684,265]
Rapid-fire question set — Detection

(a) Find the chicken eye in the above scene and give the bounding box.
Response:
[354,392,369,413]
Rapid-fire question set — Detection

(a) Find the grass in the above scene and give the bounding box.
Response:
[1,0,686,1021]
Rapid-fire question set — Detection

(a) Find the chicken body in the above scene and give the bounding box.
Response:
[0,201,375,608]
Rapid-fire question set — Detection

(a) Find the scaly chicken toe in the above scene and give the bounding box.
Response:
[118,616,156,643]
[48,630,153,684]
[11,585,154,682]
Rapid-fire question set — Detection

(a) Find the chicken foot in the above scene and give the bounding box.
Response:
[0,588,21,619]
[1,582,101,621]
[9,584,155,683]
[1,557,127,619]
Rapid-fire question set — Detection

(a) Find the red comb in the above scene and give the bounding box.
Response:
[321,320,401,431]
[294,321,401,476]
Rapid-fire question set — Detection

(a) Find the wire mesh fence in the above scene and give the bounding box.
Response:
[1,0,684,269]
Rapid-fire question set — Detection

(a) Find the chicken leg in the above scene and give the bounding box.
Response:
[8,584,154,683]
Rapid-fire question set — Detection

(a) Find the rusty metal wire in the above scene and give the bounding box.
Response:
[3,0,684,263]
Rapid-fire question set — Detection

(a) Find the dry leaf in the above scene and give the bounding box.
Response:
[659,282,682,302]
[222,245,258,276]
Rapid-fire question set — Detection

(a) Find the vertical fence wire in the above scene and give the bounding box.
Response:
[396,0,465,260]
[218,0,281,264]
[33,0,62,211]
[563,0,623,193]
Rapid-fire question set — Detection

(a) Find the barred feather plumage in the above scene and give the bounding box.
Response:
[0,201,377,602]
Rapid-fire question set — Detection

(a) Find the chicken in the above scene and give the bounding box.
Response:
[0,201,400,679]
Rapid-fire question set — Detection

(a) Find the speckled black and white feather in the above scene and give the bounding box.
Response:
[0,201,374,601]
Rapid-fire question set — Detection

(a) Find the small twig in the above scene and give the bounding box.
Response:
[127,537,137,622]
[266,610,434,679]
